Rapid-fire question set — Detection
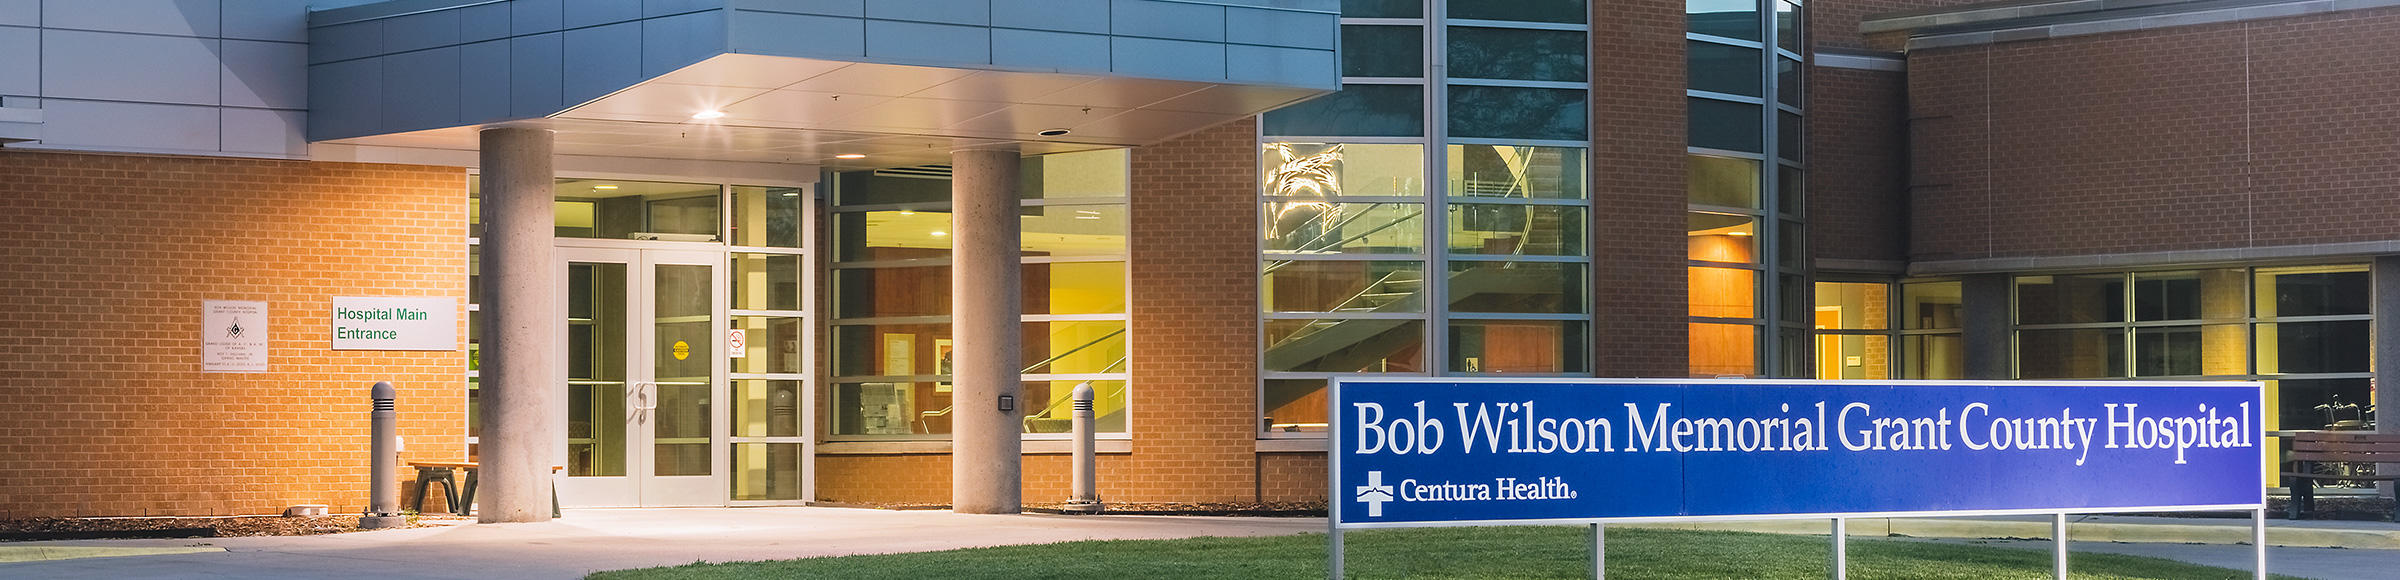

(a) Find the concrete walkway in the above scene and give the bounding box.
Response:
[0,508,1321,579]
[4,507,2399,579]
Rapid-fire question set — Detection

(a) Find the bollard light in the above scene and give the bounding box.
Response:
[360,381,407,529]
[1063,381,1104,514]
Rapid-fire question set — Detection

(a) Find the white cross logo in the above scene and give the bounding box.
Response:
[1355,471,1396,517]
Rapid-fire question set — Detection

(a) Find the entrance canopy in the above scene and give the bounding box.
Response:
[308,0,1338,167]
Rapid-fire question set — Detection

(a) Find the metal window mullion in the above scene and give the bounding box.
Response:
[1757,0,1785,378]
[1425,0,1452,377]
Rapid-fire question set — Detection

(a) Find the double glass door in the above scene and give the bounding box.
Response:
[556,247,724,507]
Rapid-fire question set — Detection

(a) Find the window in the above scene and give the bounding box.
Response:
[826,150,1132,438]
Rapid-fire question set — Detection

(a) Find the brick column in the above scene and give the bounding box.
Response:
[1126,119,1260,501]
[1592,0,1689,377]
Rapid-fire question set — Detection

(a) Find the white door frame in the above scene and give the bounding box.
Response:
[553,245,728,507]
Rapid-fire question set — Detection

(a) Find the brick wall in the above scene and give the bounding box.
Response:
[0,150,467,518]
[1909,8,2400,262]
[1592,0,1690,378]
[1124,118,1262,502]
[1807,66,1909,265]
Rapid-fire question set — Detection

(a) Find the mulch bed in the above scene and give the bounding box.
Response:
[0,514,472,542]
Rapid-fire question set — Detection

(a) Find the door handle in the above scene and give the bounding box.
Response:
[632,382,659,411]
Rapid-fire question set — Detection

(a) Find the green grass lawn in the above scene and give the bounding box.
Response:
[590,526,2288,579]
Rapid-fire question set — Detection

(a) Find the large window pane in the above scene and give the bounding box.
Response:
[1452,0,1586,23]
[731,253,802,311]
[1342,25,1423,78]
[1342,0,1420,18]
[1264,319,1425,372]
[1026,261,1127,315]
[2017,328,2125,379]
[833,210,951,262]
[1689,266,1757,318]
[2270,378,2373,431]
[1450,320,1589,373]
[831,323,951,377]
[1777,56,1801,107]
[1265,378,1330,432]
[2016,274,2125,324]
[1688,213,1757,263]
[731,380,803,438]
[1448,205,1585,256]
[1689,0,1760,41]
[2134,269,2246,322]
[1264,261,1426,313]
[835,168,950,206]
[1904,334,1965,379]
[1020,149,1128,199]
[1263,84,1425,137]
[730,316,805,375]
[1776,1,1801,52]
[1815,282,1890,330]
[1023,320,1129,374]
[1690,98,1764,153]
[1450,145,1587,200]
[1264,202,1426,255]
[833,266,948,318]
[729,186,802,248]
[2134,325,2247,377]
[1263,143,1426,197]
[1449,262,1586,313]
[1777,165,1802,216]
[1450,27,1587,82]
[1024,380,1128,433]
[1818,334,1889,380]
[1903,281,1962,330]
[2255,266,2370,317]
[545,179,719,241]
[1021,204,1126,258]
[1449,85,1587,141]
[1778,111,1803,162]
[1691,322,1758,376]
[2255,320,2371,374]
[1689,154,1761,209]
[1688,42,1762,97]
[731,443,803,501]
[833,381,945,435]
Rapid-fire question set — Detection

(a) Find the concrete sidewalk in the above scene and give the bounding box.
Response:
[4,507,2399,579]
[0,507,1321,579]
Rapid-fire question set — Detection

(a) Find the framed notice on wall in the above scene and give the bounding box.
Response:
[203,300,269,372]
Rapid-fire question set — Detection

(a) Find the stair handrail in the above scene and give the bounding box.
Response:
[916,327,1130,433]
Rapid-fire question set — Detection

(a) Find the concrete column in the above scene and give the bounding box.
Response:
[1961,273,2013,380]
[950,146,1023,514]
[478,127,556,523]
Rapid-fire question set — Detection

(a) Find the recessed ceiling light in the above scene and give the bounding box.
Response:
[930,231,948,237]
[692,110,727,120]
[834,153,867,160]
[1037,128,1071,137]
[1727,231,1753,236]
[592,184,619,190]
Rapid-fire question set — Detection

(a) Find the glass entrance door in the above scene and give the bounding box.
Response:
[556,247,726,507]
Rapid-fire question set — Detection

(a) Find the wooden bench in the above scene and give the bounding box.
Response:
[2282,431,2400,521]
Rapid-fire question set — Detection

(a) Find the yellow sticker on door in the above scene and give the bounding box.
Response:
[673,340,691,360]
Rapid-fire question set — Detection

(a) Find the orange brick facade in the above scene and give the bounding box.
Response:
[1591,0,1692,378]
[0,150,468,518]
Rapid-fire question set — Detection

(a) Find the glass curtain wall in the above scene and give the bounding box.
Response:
[1689,0,1805,377]
[1259,0,1594,434]
[826,150,1132,439]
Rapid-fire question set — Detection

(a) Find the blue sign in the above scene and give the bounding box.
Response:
[1331,379,2265,528]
